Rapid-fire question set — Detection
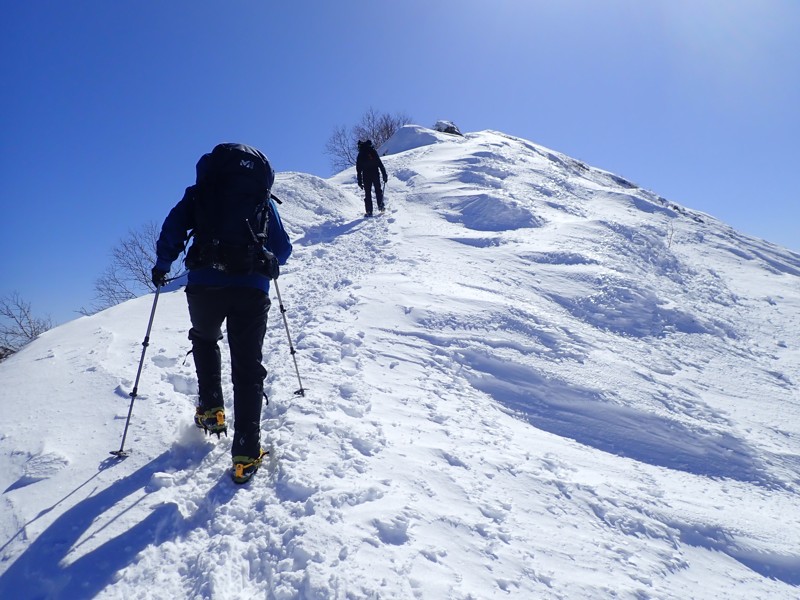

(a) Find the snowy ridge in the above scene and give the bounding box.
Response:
[1,127,799,599]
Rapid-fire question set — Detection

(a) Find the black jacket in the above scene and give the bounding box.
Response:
[356,144,387,185]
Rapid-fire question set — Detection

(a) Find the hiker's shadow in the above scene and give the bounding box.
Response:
[0,448,235,599]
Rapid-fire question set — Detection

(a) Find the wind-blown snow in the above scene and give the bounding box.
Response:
[1,127,799,599]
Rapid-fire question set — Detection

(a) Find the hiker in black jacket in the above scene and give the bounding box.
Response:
[356,140,388,216]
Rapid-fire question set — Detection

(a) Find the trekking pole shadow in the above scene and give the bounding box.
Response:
[0,447,226,599]
[0,468,106,557]
[0,453,168,598]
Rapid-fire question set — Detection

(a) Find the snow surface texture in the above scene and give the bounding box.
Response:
[1,127,799,599]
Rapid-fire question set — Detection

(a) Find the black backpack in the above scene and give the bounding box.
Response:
[185,143,276,275]
[357,140,381,169]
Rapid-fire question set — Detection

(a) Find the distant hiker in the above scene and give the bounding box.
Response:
[356,139,388,216]
[151,143,293,483]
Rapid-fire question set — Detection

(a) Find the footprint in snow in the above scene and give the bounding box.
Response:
[151,354,178,368]
[4,450,69,492]
[166,373,196,396]
[373,514,411,546]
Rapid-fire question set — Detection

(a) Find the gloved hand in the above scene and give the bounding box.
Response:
[383,174,388,184]
[151,267,168,288]
[262,251,280,280]
[358,181,364,190]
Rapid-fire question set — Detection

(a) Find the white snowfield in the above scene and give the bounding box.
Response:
[1,126,799,599]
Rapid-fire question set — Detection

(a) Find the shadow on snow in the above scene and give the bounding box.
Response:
[294,218,367,246]
[462,352,778,488]
[463,354,800,585]
[0,446,237,599]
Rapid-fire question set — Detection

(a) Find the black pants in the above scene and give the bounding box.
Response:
[186,285,270,458]
[363,172,384,214]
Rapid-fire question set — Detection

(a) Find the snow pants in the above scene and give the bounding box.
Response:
[185,285,270,458]
[363,171,384,215]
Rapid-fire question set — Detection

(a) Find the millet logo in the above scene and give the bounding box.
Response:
[240,159,255,169]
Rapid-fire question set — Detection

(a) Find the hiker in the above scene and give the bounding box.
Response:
[151,143,293,483]
[356,139,388,216]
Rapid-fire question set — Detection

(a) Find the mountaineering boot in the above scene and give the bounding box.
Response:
[194,406,227,438]
[232,449,268,484]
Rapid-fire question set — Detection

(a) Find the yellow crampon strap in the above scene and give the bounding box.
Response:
[233,453,262,477]
[215,411,225,427]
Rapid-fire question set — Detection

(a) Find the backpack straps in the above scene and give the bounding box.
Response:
[185,144,276,275]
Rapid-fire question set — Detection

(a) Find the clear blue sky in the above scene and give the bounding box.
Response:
[2,1,799,325]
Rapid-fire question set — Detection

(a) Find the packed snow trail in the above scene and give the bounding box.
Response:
[1,127,799,599]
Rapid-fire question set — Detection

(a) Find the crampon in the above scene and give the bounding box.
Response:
[194,406,227,438]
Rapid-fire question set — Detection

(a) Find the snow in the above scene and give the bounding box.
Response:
[378,124,451,156]
[2,127,800,599]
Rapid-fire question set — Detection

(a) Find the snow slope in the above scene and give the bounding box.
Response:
[1,127,799,599]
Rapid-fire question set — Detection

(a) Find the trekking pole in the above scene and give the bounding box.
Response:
[245,210,305,397]
[272,278,306,396]
[110,285,162,458]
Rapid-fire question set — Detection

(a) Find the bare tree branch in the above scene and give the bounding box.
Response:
[325,124,359,173]
[86,221,166,314]
[0,292,53,353]
[325,108,413,173]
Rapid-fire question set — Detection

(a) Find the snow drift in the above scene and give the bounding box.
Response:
[1,127,799,599]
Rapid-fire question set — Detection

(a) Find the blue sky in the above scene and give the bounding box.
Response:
[2,1,799,325]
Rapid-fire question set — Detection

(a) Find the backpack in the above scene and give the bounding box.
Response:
[357,140,381,170]
[185,143,276,275]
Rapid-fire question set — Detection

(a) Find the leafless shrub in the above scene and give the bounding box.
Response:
[86,221,167,314]
[0,292,53,354]
[325,107,412,172]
